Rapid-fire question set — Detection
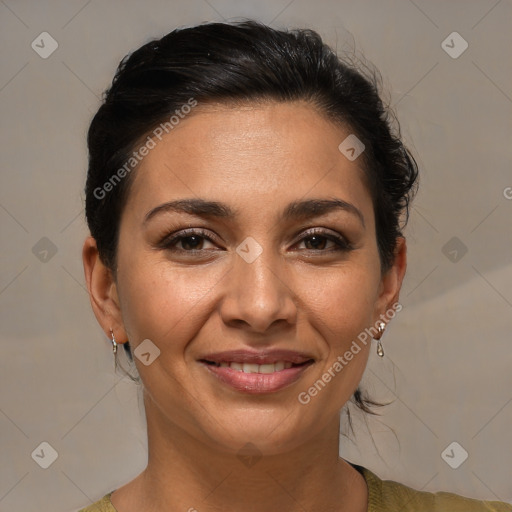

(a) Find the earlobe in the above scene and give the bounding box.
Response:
[82,236,127,342]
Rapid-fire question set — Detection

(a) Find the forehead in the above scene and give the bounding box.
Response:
[125,101,372,221]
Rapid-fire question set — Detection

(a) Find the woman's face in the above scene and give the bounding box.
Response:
[105,101,404,455]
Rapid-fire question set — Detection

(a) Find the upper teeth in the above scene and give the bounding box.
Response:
[218,361,293,373]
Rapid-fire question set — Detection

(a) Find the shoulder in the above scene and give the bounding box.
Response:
[355,464,512,512]
[77,492,116,512]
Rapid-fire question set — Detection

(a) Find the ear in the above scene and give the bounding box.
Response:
[373,236,407,324]
[82,236,128,343]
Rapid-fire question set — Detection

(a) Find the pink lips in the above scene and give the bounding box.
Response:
[199,349,315,394]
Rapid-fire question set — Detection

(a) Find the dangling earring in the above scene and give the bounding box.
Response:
[109,328,118,355]
[375,321,385,357]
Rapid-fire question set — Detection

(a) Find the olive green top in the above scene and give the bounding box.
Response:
[78,464,512,511]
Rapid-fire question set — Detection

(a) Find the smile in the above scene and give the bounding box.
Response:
[200,358,314,394]
[203,360,307,373]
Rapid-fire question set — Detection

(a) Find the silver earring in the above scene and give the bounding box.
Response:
[109,328,118,355]
[376,321,385,357]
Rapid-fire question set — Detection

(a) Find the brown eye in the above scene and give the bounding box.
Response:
[177,235,206,251]
[295,229,351,252]
[302,235,331,250]
[158,229,218,252]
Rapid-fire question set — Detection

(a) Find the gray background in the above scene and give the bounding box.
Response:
[1,1,511,511]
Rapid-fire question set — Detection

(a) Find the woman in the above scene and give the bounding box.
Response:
[79,20,511,512]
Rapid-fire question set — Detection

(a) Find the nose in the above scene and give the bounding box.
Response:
[219,245,298,334]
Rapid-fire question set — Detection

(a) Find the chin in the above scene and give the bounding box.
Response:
[198,408,314,456]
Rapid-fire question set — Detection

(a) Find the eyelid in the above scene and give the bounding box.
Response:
[293,227,351,249]
[157,227,220,250]
[157,226,352,253]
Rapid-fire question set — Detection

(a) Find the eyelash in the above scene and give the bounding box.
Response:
[157,227,352,254]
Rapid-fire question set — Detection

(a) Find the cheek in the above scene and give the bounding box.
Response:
[301,262,380,341]
[299,265,377,400]
[117,252,227,347]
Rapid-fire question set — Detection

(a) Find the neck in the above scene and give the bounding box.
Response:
[113,398,368,512]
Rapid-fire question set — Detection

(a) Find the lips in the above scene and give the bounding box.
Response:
[198,349,315,394]
[207,361,295,373]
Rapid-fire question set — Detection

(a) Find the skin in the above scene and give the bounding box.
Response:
[83,100,407,512]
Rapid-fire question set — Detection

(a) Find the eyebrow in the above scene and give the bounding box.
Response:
[143,197,365,228]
